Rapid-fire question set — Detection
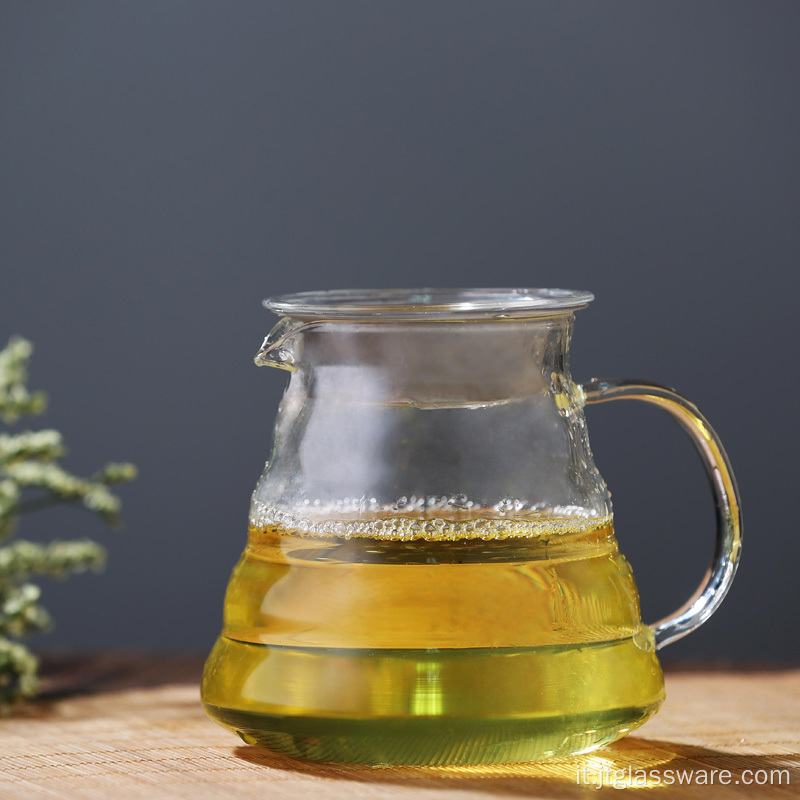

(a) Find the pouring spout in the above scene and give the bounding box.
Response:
[254,318,311,371]
[254,338,294,370]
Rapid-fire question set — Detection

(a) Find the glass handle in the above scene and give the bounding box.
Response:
[581,378,742,650]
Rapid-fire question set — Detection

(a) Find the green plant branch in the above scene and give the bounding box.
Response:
[0,336,136,710]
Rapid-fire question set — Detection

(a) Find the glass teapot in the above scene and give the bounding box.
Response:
[202,288,741,766]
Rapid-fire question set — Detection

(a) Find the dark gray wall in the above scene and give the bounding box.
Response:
[1,1,797,661]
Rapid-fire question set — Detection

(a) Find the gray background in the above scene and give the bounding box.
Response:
[1,1,797,662]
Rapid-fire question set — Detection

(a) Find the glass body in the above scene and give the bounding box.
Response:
[202,289,741,766]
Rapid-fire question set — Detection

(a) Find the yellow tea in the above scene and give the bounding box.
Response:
[202,515,664,765]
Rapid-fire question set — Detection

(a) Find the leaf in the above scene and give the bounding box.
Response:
[93,462,138,484]
[0,637,39,709]
[0,582,50,637]
[0,430,64,465]
[0,539,106,581]
[0,337,47,424]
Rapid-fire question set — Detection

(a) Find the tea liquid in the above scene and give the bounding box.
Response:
[202,515,664,765]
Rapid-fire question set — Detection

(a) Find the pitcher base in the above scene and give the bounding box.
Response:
[204,703,661,766]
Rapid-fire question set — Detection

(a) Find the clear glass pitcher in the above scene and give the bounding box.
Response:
[201,288,741,766]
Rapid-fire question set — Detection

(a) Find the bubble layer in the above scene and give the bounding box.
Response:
[250,500,611,542]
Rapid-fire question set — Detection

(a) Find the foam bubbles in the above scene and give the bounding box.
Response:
[250,499,610,542]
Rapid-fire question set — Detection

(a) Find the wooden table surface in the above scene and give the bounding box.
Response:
[0,657,797,799]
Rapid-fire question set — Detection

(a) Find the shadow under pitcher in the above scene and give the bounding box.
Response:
[201,288,741,766]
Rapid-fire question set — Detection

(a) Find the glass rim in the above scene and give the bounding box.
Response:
[263,288,594,320]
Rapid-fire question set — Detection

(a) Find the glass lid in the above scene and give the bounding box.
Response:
[263,288,594,320]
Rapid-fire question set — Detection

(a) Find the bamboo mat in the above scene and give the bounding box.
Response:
[0,657,798,799]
